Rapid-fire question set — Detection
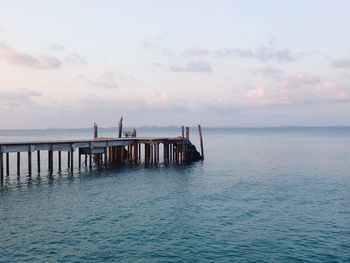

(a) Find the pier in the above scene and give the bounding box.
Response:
[0,124,204,178]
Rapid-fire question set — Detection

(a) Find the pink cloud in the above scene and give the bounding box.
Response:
[279,73,320,89]
[0,42,62,69]
[183,47,210,57]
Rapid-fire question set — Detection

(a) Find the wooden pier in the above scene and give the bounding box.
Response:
[0,125,203,178]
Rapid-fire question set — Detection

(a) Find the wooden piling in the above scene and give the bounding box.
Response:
[118,116,123,138]
[67,152,71,168]
[89,142,92,169]
[70,149,74,172]
[6,152,9,175]
[198,124,204,160]
[17,152,20,175]
[0,153,3,178]
[37,151,40,173]
[78,150,81,169]
[93,123,98,138]
[28,151,32,176]
[186,127,190,139]
[48,150,53,174]
[58,151,62,171]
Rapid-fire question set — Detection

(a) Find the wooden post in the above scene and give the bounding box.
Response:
[6,152,9,175]
[78,150,81,169]
[89,142,92,169]
[118,116,123,138]
[156,144,160,163]
[118,146,122,163]
[182,126,185,138]
[150,144,154,164]
[198,124,204,160]
[70,149,74,172]
[85,154,87,166]
[93,123,98,138]
[48,151,50,171]
[58,151,62,171]
[17,152,20,175]
[67,151,71,168]
[186,127,190,139]
[48,150,53,174]
[104,147,107,165]
[163,143,168,163]
[139,143,141,160]
[0,152,3,178]
[28,151,32,176]
[37,151,40,173]
[144,144,148,162]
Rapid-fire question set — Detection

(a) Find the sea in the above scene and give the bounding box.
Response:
[0,127,349,262]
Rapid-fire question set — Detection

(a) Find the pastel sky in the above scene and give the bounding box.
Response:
[1,0,350,128]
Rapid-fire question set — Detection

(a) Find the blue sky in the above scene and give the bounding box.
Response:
[0,1,350,128]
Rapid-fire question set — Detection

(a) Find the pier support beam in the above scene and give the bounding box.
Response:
[17,152,20,175]
[48,150,53,174]
[37,151,40,173]
[0,153,3,178]
[198,124,204,160]
[70,149,74,172]
[67,152,70,168]
[58,151,61,172]
[6,153,9,175]
[89,143,92,169]
[28,151,32,176]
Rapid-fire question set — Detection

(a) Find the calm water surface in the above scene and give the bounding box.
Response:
[0,127,349,262]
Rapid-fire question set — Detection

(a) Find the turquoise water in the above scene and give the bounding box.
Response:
[1,127,350,262]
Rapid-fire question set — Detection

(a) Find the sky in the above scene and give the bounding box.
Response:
[0,0,350,128]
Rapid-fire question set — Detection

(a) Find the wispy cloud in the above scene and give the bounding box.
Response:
[181,45,297,62]
[279,73,321,89]
[64,53,87,65]
[0,89,42,108]
[330,58,350,68]
[315,81,350,102]
[49,43,65,51]
[253,67,285,78]
[0,42,62,69]
[89,71,119,89]
[170,60,212,73]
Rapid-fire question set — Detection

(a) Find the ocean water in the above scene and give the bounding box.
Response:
[0,127,349,262]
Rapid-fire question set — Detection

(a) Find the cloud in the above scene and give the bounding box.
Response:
[330,58,350,68]
[142,38,160,50]
[145,92,186,110]
[279,73,321,89]
[64,53,87,65]
[0,89,42,108]
[0,42,62,69]
[182,47,210,57]
[246,87,274,105]
[0,27,6,33]
[315,81,350,102]
[214,46,296,61]
[180,45,297,62]
[170,60,212,73]
[89,71,119,89]
[50,43,65,51]
[253,67,285,78]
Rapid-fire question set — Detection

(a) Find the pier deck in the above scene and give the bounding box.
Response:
[0,132,203,177]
